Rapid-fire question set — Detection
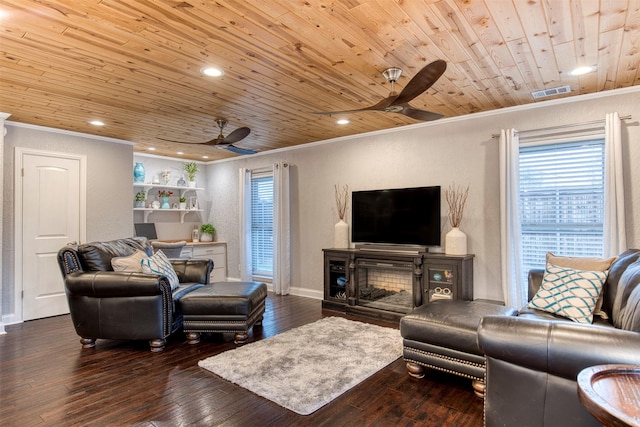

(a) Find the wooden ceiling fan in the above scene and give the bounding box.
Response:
[161,119,256,155]
[315,59,447,121]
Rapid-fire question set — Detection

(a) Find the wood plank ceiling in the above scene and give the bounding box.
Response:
[1,0,639,161]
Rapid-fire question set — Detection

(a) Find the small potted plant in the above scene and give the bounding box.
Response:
[184,162,199,188]
[199,223,215,242]
[179,196,187,210]
[134,191,146,208]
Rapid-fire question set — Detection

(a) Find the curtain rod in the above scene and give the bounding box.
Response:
[491,115,632,138]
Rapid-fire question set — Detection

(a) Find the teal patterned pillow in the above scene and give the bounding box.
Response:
[140,250,179,291]
[528,264,608,324]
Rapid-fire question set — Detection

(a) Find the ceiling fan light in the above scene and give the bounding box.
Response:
[201,67,224,77]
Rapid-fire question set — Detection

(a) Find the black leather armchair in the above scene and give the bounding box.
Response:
[478,249,640,426]
[58,237,213,352]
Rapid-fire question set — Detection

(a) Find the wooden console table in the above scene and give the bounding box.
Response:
[577,364,640,427]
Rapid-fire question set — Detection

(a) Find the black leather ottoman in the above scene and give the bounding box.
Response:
[400,299,518,398]
[180,282,267,345]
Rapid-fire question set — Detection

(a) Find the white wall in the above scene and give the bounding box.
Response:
[206,87,640,302]
[1,124,134,321]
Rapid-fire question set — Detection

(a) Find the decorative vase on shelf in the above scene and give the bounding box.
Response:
[161,196,170,209]
[188,180,196,188]
[161,170,171,185]
[133,162,145,183]
[134,201,145,208]
[179,202,187,210]
[334,219,349,248]
[445,227,467,255]
[200,233,213,242]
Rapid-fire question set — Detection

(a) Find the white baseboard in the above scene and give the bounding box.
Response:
[2,313,20,328]
[224,277,322,300]
[289,286,322,300]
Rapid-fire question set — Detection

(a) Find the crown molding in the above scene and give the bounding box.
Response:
[4,121,134,146]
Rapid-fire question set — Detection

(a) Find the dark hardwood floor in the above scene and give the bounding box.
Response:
[0,294,483,426]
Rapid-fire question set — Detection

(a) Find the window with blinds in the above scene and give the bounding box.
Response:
[251,173,274,277]
[519,138,605,279]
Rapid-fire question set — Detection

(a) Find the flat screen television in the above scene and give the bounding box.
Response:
[351,186,441,247]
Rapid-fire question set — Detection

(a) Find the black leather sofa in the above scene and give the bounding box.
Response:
[57,237,213,352]
[478,249,640,426]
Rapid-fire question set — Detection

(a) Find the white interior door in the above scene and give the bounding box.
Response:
[19,150,85,321]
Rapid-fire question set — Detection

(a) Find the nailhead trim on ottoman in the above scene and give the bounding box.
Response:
[180,281,267,345]
[400,299,518,398]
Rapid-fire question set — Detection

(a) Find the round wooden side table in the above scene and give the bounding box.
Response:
[577,364,640,427]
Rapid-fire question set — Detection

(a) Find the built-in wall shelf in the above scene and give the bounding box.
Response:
[133,183,204,223]
[133,183,204,198]
[133,207,204,223]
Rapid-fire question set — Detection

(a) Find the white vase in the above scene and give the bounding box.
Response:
[179,202,187,210]
[188,181,196,188]
[334,219,349,248]
[200,233,213,242]
[445,227,467,255]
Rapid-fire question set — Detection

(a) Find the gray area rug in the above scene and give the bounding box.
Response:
[198,316,402,415]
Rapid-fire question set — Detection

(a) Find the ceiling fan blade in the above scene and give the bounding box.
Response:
[392,60,446,106]
[400,105,444,121]
[226,145,256,155]
[223,126,251,144]
[157,137,219,144]
[312,95,398,115]
[202,138,225,146]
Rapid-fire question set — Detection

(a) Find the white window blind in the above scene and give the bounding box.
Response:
[251,173,274,277]
[519,138,605,277]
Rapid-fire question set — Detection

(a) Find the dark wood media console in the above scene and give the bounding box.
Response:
[322,248,474,321]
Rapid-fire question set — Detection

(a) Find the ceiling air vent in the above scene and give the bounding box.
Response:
[531,85,571,99]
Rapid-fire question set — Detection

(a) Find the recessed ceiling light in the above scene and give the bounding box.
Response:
[202,155,209,159]
[147,147,156,151]
[177,151,184,155]
[336,119,350,125]
[89,120,105,126]
[201,67,224,77]
[569,66,596,76]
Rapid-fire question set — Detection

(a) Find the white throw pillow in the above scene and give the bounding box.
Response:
[140,250,180,291]
[528,263,608,324]
[546,252,616,319]
[111,250,147,272]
